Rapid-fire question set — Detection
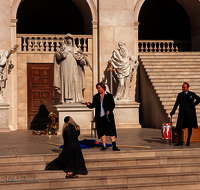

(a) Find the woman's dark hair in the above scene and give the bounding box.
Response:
[64,116,69,123]
[183,82,189,88]
[96,82,106,91]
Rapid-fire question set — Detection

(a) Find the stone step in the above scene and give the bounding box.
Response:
[2,171,200,190]
[145,68,200,72]
[151,78,200,82]
[144,65,200,69]
[3,152,200,173]
[154,86,200,90]
[140,58,200,61]
[140,59,199,65]
[149,75,200,79]
[139,53,200,58]
[148,71,200,75]
[28,181,200,190]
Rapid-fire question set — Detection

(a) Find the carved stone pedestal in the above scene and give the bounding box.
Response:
[52,104,93,135]
[0,102,11,132]
[114,101,141,128]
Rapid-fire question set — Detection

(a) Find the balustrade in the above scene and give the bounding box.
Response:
[17,34,93,53]
[138,40,191,52]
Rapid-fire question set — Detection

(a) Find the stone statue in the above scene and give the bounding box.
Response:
[0,44,18,102]
[54,33,89,103]
[111,41,139,100]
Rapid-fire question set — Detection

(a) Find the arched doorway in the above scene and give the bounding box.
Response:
[16,0,85,34]
[138,0,191,52]
[12,0,98,130]
[139,0,191,40]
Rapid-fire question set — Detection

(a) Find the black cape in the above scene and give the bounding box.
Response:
[45,124,88,175]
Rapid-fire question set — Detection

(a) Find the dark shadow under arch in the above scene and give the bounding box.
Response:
[138,0,191,40]
[17,0,85,34]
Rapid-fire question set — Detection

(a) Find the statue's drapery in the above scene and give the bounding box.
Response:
[54,34,86,103]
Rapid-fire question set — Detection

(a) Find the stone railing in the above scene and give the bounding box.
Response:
[138,40,191,53]
[17,34,93,53]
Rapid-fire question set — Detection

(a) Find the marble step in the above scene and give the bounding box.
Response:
[140,58,200,61]
[149,75,200,79]
[29,181,200,190]
[142,61,200,64]
[144,65,200,68]
[139,53,200,58]
[2,171,200,190]
[147,71,200,75]
[154,86,200,90]
[151,78,200,82]
[145,68,200,72]
[3,153,200,173]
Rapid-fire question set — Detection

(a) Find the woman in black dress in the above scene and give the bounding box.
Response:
[45,116,88,178]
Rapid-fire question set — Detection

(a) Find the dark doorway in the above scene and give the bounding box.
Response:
[138,0,191,40]
[17,0,84,34]
[27,63,55,130]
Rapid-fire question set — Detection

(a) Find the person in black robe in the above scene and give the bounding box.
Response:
[45,116,88,178]
[86,82,120,151]
[170,82,200,146]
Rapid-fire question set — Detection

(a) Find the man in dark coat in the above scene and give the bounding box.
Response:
[86,82,120,151]
[170,82,200,146]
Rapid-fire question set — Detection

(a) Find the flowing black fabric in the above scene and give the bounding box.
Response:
[45,123,88,175]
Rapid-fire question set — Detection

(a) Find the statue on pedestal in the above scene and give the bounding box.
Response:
[111,41,138,101]
[54,33,90,104]
[0,44,18,102]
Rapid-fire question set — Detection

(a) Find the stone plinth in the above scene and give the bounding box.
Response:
[0,102,11,132]
[114,101,141,128]
[52,103,93,135]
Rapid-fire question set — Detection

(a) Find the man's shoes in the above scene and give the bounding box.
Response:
[100,146,106,151]
[174,141,183,146]
[112,141,120,151]
[186,139,190,146]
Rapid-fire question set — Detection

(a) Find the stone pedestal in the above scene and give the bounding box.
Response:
[52,103,93,135]
[114,101,141,128]
[0,102,11,132]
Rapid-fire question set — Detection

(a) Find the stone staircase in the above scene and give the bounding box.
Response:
[139,52,200,127]
[1,149,200,189]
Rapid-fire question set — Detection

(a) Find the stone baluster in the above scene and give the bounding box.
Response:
[166,42,170,52]
[149,42,153,52]
[158,42,161,52]
[40,37,44,52]
[33,37,38,51]
[172,42,175,52]
[141,42,144,52]
[83,38,87,52]
[77,38,81,50]
[163,42,166,52]
[28,38,32,51]
[56,38,60,51]
[22,37,27,52]
[45,38,49,52]
[49,37,54,52]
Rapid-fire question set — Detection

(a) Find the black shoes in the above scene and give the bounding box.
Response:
[186,139,190,146]
[174,141,183,146]
[112,141,120,151]
[100,142,120,151]
[174,139,190,146]
[100,146,107,151]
